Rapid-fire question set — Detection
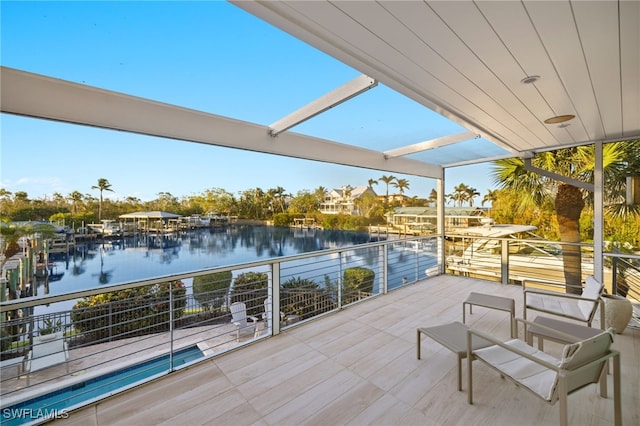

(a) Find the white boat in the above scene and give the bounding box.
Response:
[445,221,596,286]
[87,220,123,237]
[180,215,211,229]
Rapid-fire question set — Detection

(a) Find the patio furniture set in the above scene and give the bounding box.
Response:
[416,276,622,426]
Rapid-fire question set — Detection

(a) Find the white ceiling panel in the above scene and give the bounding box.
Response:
[620,0,640,136]
[573,1,623,140]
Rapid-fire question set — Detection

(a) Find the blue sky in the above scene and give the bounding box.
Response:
[1,1,495,204]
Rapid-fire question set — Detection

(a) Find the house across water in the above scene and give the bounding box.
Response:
[385,206,488,235]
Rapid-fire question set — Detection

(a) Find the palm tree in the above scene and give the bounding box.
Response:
[67,191,84,215]
[482,189,499,217]
[492,142,639,293]
[392,178,410,206]
[465,186,480,207]
[392,178,410,195]
[427,189,438,206]
[482,189,499,207]
[270,186,287,213]
[379,175,396,205]
[314,186,328,210]
[449,183,470,207]
[91,178,114,221]
[367,178,378,190]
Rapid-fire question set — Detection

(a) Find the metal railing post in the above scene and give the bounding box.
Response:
[272,262,280,335]
[382,244,388,294]
[169,282,174,370]
[338,251,343,309]
[612,257,618,295]
[500,239,509,285]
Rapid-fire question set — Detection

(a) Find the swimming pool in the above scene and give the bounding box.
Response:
[1,345,205,426]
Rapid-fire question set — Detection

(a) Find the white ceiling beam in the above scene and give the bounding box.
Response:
[524,158,594,192]
[0,67,441,179]
[383,131,479,158]
[268,74,377,136]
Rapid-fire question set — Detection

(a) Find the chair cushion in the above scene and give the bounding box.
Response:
[577,276,603,319]
[559,328,614,370]
[527,293,587,321]
[474,339,560,400]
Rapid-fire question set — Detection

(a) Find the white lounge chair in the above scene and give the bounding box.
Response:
[467,319,620,426]
[230,302,258,342]
[524,275,605,327]
[25,332,69,385]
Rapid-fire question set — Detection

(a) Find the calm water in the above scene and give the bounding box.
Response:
[37,225,378,298]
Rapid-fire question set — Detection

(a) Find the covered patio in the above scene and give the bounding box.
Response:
[1,1,639,425]
[61,276,639,426]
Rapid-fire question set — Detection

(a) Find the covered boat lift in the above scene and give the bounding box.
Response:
[118,211,182,233]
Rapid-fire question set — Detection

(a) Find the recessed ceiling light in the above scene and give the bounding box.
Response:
[544,114,575,124]
[521,75,540,84]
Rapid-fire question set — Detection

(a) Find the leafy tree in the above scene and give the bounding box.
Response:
[201,187,235,216]
[492,141,640,293]
[272,213,293,226]
[288,190,318,214]
[193,271,233,310]
[354,192,383,219]
[149,192,180,212]
[91,178,114,221]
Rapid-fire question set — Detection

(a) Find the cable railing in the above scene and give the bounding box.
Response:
[1,232,637,423]
[445,234,596,289]
[0,236,439,419]
[607,252,640,302]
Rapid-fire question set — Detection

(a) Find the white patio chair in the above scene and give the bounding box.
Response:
[467,319,620,426]
[524,275,605,328]
[230,302,258,342]
[25,332,69,385]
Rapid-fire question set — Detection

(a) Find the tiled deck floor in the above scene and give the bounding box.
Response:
[14,276,640,425]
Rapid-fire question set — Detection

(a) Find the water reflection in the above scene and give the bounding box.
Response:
[38,226,377,297]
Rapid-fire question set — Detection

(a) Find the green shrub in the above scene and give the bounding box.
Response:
[193,271,232,310]
[0,328,11,352]
[71,280,186,343]
[231,272,268,315]
[280,277,334,319]
[282,277,319,289]
[272,213,292,226]
[342,267,375,304]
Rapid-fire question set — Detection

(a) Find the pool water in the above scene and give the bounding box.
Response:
[1,345,204,425]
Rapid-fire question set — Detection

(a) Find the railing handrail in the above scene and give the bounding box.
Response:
[4,234,632,313]
[0,235,436,313]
